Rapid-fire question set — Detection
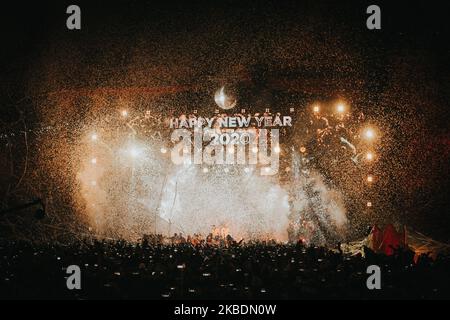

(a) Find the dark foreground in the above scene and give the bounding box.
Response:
[1,239,450,299]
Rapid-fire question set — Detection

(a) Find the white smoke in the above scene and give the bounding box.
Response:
[78,141,347,243]
[289,169,348,245]
[158,165,290,241]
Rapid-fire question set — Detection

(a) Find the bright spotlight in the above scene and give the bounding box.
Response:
[129,146,142,158]
[251,146,258,153]
[336,103,346,113]
[264,167,271,173]
[299,146,306,153]
[121,110,128,117]
[367,175,374,183]
[366,201,373,208]
[313,104,320,113]
[364,127,375,140]
[366,152,374,161]
[274,146,281,153]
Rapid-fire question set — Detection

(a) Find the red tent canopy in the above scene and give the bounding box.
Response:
[369,224,405,255]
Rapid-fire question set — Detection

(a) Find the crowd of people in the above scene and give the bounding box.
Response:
[1,234,450,299]
[146,231,245,247]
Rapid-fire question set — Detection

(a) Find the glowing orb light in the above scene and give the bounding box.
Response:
[313,104,320,113]
[274,146,281,153]
[214,87,237,110]
[367,175,373,183]
[336,103,346,114]
[366,152,374,161]
[366,201,372,207]
[128,146,142,158]
[364,127,375,140]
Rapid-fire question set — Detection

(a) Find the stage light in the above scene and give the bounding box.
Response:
[363,127,375,140]
[366,201,372,207]
[252,146,258,153]
[274,146,281,153]
[300,146,306,153]
[367,175,374,183]
[336,103,346,114]
[130,148,139,158]
[128,146,142,158]
[366,152,374,161]
[91,157,97,164]
[160,147,167,154]
[313,104,320,113]
[121,110,128,117]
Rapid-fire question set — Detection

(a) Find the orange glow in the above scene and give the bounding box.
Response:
[336,103,346,113]
[366,152,374,161]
